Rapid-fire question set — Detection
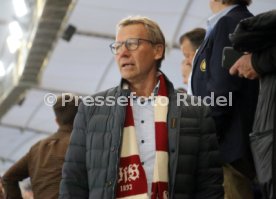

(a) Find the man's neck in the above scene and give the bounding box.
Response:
[130,76,158,97]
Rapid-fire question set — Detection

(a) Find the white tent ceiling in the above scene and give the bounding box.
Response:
[0,0,275,173]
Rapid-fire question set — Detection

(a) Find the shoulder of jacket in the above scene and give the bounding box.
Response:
[78,86,120,118]
[30,133,58,150]
[92,86,118,97]
[80,87,118,106]
[171,92,207,118]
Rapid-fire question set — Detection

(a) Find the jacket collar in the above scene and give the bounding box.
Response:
[206,5,238,35]
[57,124,73,133]
[116,70,175,97]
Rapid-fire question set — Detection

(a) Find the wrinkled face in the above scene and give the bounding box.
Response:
[115,24,163,84]
[180,38,196,66]
[181,59,192,84]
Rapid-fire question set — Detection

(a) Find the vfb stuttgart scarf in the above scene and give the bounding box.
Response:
[116,74,169,199]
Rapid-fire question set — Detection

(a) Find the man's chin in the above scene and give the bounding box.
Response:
[121,72,134,80]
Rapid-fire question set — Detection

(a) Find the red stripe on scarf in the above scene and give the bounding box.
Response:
[117,73,169,199]
[158,75,168,97]
[151,182,169,199]
[155,122,169,151]
[124,103,134,127]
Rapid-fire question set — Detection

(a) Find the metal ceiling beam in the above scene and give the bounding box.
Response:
[13,82,90,96]
[0,122,52,135]
[95,57,115,92]
[0,156,15,163]
[0,0,77,119]
[76,29,115,40]
[169,0,193,50]
[74,29,181,49]
[31,84,89,96]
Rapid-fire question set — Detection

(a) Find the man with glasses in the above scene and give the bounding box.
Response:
[59,16,224,199]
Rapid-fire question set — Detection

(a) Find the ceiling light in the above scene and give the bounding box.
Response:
[0,61,6,77]
[12,0,28,18]
[6,35,21,54]
[8,21,23,39]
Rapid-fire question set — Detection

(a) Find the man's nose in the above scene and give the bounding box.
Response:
[186,58,192,66]
[117,44,130,57]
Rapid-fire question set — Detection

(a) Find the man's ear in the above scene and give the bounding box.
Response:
[154,44,164,60]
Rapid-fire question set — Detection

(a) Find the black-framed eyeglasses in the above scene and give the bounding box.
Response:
[109,38,155,55]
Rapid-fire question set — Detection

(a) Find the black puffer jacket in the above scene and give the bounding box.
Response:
[59,75,223,199]
[230,10,276,52]
[230,10,276,198]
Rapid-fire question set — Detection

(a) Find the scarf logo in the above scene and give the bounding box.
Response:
[118,164,140,192]
[118,164,140,183]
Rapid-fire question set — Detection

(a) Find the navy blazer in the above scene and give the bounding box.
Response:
[191,5,259,164]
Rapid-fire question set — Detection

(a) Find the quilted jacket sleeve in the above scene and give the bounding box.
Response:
[195,106,224,199]
[59,102,89,199]
[252,45,276,76]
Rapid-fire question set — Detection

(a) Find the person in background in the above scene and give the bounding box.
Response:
[225,9,276,198]
[181,60,191,85]
[190,0,259,198]
[2,94,80,199]
[59,16,224,199]
[230,47,276,198]
[0,176,4,199]
[179,28,206,93]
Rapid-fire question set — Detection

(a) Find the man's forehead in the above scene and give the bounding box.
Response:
[117,23,147,33]
[116,25,148,39]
